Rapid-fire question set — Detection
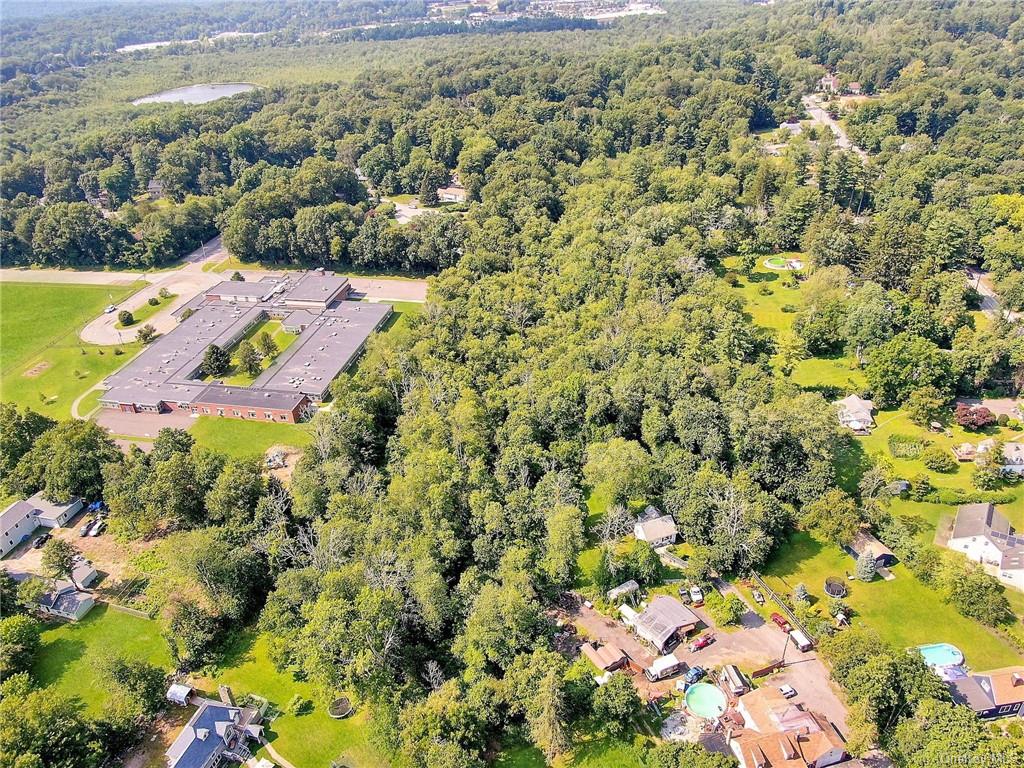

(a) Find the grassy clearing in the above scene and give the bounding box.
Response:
[115,292,177,328]
[760,531,1022,670]
[202,632,389,768]
[207,254,431,280]
[189,416,312,458]
[722,254,804,334]
[207,319,298,386]
[31,604,172,715]
[76,388,105,417]
[0,281,145,418]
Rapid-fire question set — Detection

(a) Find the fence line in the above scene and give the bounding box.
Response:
[750,572,817,643]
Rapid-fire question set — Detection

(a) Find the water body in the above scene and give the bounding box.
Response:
[132,82,257,105]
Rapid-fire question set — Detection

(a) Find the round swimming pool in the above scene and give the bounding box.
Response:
[684,682,727,719]
[916,643,964,668]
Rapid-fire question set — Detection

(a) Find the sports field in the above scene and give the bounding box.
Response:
[0,281,145,418]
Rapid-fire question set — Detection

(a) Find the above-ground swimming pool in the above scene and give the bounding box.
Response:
[684,682,727,719]
[916,643,965,668]
[764,256,805,271]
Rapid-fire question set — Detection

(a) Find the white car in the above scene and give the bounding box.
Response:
[104,305,117,314]
[779,684,797,699]
[689,585,705,606]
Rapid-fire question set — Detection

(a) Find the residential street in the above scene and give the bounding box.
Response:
[802,94,868,162]
[967,266,1022,323]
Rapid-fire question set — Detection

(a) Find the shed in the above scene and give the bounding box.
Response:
[633,596,700,653]
[581,642,628,672]
[850,531,897,568]
[167,683,194,706]
[607,580,640,603]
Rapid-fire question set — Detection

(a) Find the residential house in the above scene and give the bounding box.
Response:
[38,582,95,621]
[727,686,849,768]
[834,395,875,433]
[581,642,628,672]
[847,81,862,95]
[437,184,467,203]
[634,506,678,547]
[946,503,1024,589]
[999,443,1024,475]
[1,492,83,557]
[633,596,700,653]
[819,74,841,93]
[165,697,263,768]
[147,179,164,199]
[848,531,897,568]
[947,667,1024,719]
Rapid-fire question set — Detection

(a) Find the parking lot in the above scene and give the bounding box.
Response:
[1,507,141,586]
[567,584,849,733]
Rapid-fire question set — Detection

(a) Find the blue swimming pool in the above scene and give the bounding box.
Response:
[916,643,964,668]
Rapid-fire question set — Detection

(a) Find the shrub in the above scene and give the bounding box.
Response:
[724,271,739,286]
[908,473,932,501]
[921,446,957,473]
[855,551,876,581]
[117,309,134,326]
[757,284,773,296]
[781,304,798,313]
[704,590,745,626]
[954,403,996,430]
[972,466,1002,491]
[158,287,171,299]
[147,296,160,307]
[997,414,1009,427]
[285,695,312,715]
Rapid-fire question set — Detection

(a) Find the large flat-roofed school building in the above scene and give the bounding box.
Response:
[98,271,391,423]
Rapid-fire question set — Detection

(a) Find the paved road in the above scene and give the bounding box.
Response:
[967,267,1021,323]
[802,94,868,162]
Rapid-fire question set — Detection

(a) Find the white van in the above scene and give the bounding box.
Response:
[789,628,814,652]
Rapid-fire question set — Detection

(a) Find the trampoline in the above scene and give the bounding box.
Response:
[824,577,848,598]
[328,697,354,719]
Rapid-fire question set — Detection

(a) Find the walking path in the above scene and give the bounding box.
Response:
[259,737,299,768]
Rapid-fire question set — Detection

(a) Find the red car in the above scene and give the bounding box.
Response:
[689,634,715,652]
[770,613,792,632]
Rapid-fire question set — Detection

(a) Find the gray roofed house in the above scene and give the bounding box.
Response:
[947,667,1024,719]
[165,697,263,768]
[835,394,875,432]
[1,493,83,557]
[634,514,678,547]
[633,595,700,653]
[38,582,95,621]
[946,504,1024,589]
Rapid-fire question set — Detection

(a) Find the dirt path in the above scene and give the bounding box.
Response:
[802,94,868,162]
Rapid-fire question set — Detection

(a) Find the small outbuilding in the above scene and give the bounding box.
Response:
[37,582,94,621]
[849,531,897,568]
[607,579,640,604]
[167,683,194,706]
[581,642,628,672]
[633,596,700,653]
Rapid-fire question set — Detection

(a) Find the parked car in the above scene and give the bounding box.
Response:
[770,612,792,632]
[32,533,52,549]
[751,589,765,605]
[779,684,797,699]
[684,666,706,684]
[689,585,705,606]
[677,587,692,604]
[104,305,117,314]
[89,520,106,537]
[79,519,94,536]
[689,634,715,652]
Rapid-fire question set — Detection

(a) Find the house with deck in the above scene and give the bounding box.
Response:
[947,666,1024,719]
[946,503,1024,589]
[165,697,263,768]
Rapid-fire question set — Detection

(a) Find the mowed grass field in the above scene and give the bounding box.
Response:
[200,632,390,768]
[0,281,145,418]
[189,416,312,457]
[31,604,172,715]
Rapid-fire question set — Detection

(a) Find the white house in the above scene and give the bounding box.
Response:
[946,503,1024,589]
[634,514,678,547]
[1000,443,1024,475]
[0,493,83,557]
[834,394,875,433]
[437,184,467,203]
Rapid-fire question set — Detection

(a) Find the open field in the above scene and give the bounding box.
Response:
[188,416,312,457]
[31,604,172,715]
[201,632,389,768]
[0,281,146,418]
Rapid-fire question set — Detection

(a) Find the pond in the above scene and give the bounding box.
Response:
[132,82,257,105]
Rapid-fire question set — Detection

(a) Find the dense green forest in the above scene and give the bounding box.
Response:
[3,1,1024,767]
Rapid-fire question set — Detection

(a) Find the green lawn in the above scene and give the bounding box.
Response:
[76,388,105,417]
[722,254,804,334]
[115,293,177,328]
[0,281,146,418]
[31,604,172,715]
[210,319,299,386]
[189,416,312,458]
[761,531,1022,670]
[203,632,389,768]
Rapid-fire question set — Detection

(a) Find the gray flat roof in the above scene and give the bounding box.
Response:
[207,279,281,298]
[283,272,349,303]
[194,384,308,410]
[253,302,391,398]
